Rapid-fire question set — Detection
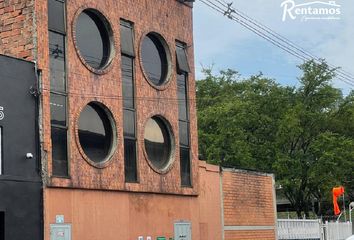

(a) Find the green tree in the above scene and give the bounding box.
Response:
[197,60,354,218]
[197,69,292,171]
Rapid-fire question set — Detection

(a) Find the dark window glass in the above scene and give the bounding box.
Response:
[141,33,168,86]
[50,93,66,126]
[51,127,68,176]
[49,32,66,92]
[48,0,65,33]
[176,44,190,73]
[177,73,188,121]
[124,138,137,182]
[75,10,111,69]
[144,117,172,170]
[120,22,135,57]
[0,212,4,240]
[123,109,135,138]
[179,120,189,147]
[78,103,113,163]
[180,147,191,187]
[122,56,134,109]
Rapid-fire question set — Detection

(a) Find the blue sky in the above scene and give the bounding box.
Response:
[193,0,354,94]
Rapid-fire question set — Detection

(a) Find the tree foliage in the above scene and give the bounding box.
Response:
[197,60,354,218]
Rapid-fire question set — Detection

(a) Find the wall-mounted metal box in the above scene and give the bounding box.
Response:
[174,222,191,240]
[50,224,71,240]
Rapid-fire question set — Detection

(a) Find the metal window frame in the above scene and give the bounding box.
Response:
[49,0,69,177]
[175,48,192,187]
[121,20,138,183]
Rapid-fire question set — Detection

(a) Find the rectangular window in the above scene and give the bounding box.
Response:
[120,20,135,57]
[51,127,68,176]
[124,138,137,182]
[180,147,191,187]
[50,93,66,126]
[176,42,192,187]
[48,0,65,33]
[49,0,68,177]
[123,109,135,138]
[176,44,190,73]
[0,127,2,175]
[122,56,134,109]
[121,20,138,183]
[49,32,66,92]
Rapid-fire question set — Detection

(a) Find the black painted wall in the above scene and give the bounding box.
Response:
[0,55,42,240]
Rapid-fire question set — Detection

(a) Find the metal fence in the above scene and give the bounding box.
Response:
[278,219,322,240]
[277,219,353,240]
[323,221,352,240]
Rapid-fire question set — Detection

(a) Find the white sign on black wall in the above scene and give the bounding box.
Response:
[0,106,4,120]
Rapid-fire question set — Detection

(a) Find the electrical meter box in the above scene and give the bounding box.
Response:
[174,222,191,240]
[50,224,71,240]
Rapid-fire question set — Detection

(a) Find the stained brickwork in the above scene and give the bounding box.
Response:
[0,0,35,60]
[224,230,276,240]
[222,169,277,240]
[34,0,199,195]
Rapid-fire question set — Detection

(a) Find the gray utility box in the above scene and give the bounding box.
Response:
[174,222,191,240]
[50,224,71,240]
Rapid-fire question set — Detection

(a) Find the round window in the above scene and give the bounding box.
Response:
[78,102,116,164]
[75,9,113,70]
[144,116,174,172]
[141,33,171,86]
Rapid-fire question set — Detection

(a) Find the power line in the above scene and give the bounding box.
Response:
[198,0,354,88]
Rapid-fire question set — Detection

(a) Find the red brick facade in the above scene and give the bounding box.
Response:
[1,1,278,239]
[0,0,35,60]
[34,0,199,195]
[222,168,277,240]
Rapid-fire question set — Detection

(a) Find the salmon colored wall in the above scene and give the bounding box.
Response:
[198,161,223,240]
[44,161,223,240]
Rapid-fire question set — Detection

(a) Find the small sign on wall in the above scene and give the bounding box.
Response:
[56,215,65,224]
[0,106,4,121]
[50,224,71,240]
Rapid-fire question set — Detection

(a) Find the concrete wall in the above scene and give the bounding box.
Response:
[222,168,277,240]
[44,161,223,240]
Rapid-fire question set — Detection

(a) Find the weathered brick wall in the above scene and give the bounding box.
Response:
[225,230,276,240]
[0,0,35,60]
[36,0,198,195]
[222,168,277,240]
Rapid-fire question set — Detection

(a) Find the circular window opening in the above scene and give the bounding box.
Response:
[78,102,116,164]
[75,9,113,70]
[144,116,174,171]
[141,33,171,86]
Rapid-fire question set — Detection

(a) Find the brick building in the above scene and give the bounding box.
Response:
[0,0,277,239]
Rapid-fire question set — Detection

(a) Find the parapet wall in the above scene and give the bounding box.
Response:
[222,168,277,240]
